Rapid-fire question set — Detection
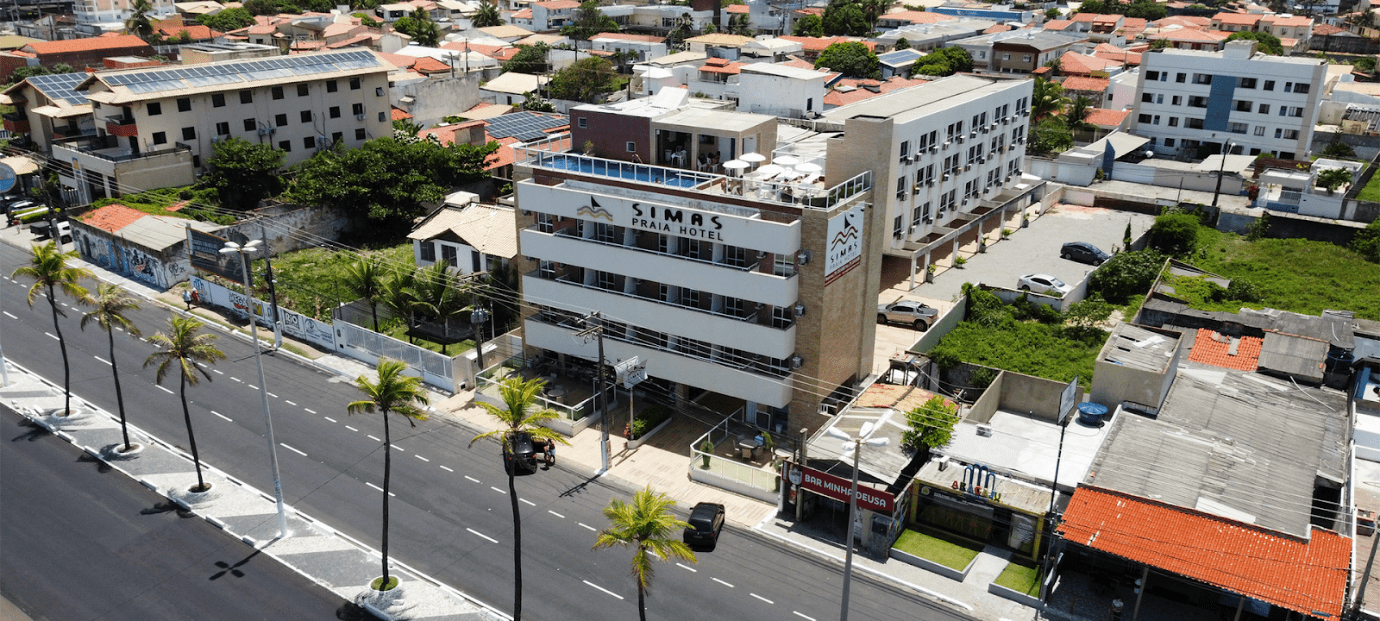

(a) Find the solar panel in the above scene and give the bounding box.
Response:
[28,71,90,106]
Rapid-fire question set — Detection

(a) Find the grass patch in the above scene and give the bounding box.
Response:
[378,316,474,356]
[893,528,982,571]
[240,243,414,322]
[1181,229,1380,321]
[1358,169,1380,203]
[930,319,1104,390]
[994,558,1042,597]
[86,187,233,224]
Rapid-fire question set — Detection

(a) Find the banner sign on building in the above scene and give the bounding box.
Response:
[788,461,893,513]
[825,203,865,285]
[186,227,246,283]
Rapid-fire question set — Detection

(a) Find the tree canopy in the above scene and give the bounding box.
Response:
[393,8,441,47]
[200,137,286,210]
[792,13,823,36]
[1030,117,1073,154]
[912,46,972,77]
[814,41,879,78]
[198,7,255,31]
[285,137,498,236]
[472,0,502,27]
[1075,0,1166,19]
[821,0,869,36]
[560,0,619,40]
[7,63,74,85]
[548,56,621,102]
[1225,30,1283,54]
[1031,76,1067,121]
[503,43,549,74]
[901,395,959,452]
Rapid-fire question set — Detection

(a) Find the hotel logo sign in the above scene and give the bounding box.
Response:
[825,203,865,285]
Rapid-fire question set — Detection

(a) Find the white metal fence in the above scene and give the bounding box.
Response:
[332,309,457,392]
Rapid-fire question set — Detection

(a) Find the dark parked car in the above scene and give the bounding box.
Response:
[876,300,939,330]
[501,431,539,475]
[1060,241,1110,265]
[683,502,725,548]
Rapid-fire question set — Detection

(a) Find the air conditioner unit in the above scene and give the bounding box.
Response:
[965,164,973,171]
[896,191,907,200]
[942,173,951,181]
[1021,110,1030,117]
[990,122,999,130]
[976,423,993,437]
[926,180,934,187]
[929,145,938,153]
[943,140,952,148]
[794,303,806,316]
[1015,169,1023,175]
[956,136,965,144]
[913,186,923,195]
[356,113,366,120]
[257,128,271,136]
[978,157,986,164]
[1002,117,1010,125]
[923,217,932,224]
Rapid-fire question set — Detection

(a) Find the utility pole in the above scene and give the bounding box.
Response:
[575,311,609,474]
[259,224,282,350]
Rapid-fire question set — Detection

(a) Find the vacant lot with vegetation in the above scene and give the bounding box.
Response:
[240,243,414,322]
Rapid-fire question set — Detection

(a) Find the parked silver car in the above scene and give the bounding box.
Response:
[877,300,938,330]
[1016,273,1072,297]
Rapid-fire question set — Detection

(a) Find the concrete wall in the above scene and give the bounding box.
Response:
[394,73,482,127]
[1028,155,1097,187]
[230,203,355,254]
[910,295,968,355]
[71,222,192,291]
[1000,370,1082,423]
[965,368,1005,424]
[1309,130,1380,162]
[1110,162,1246,195]
[1089,327,1183,410]
[189,274,338,350]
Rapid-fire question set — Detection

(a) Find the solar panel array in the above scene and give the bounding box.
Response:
[100,50,380,95]
[28,72,91,106]
[485,112,568,141]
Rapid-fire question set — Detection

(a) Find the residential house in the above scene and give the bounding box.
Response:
[685,33,755,60]
[9,35,155,78]
[409,202,517,275]
[479,71,548,105]
[589,32,667,64]
[990,30,1089,73]
[736,62,831,117]
[2,72,98,153]
[873,18,999,53]
[178,42,279,64]
[1061,75,1110,102]
[71,203,224,290]
[878,48,923,78]
[777,35,876,62]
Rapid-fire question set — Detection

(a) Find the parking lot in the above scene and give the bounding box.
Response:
[870,204,1157,375]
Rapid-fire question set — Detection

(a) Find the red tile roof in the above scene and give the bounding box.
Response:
[778,35,876,52]
[485,135,520,170]
[22,34,151,56]
[1213,11,1262,25]
[1059,486,1351,621]
[154,24,221,40]
[377,52,417,69]
[726,4,749,13]
[534,0,580,9]
[823,76,926,106]
[1313,23,1348,35]
[441,40,509,58]
[1071,12,1100,22]
[879,10,952,24]
[1155,15,1212,28]
[419,119,485,145]
[79,204,147,232]
[511,8,532,18]
[492,47,520,62]
[1058,51,1117,75]
[591,32,665,42]
[1043,19,1075,30]
[1061,75,1108,92]
[984,23,1014,34]
[412,56,451,73]
[1188,328,1262,371]
[1083,107,1129,127]
[391,106,413,120]
[699,57,746,74]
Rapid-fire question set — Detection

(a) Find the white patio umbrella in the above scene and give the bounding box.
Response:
[796,162,823,174]
[773,155,800,167]
[756,164,785,178]
[723,159,749,174]
[740,152,766,163]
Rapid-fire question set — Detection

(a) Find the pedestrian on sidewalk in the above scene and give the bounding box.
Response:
[182,289,192,310]
[190,289,200,307]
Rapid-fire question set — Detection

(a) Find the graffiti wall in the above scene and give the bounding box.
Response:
[190,275,337,351]
[72,226,190,291]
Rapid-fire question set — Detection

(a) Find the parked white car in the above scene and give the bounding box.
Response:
[1017,273,1072,297]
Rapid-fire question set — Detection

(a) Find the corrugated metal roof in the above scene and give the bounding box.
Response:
[1059,486,1350,621]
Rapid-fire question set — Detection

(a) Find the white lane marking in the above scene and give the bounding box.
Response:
[583,580,624,600]
[548,510,565,519]
[324,416,337,423]
[249,384,260,390]
[156,385,174,394]
[578,523,596,532]
[792,612,815,621]
[267,392,278,398]
[345,425,358,432]
[712,578,735,588]
[464,476,480,483]
[304,408,316,414]
[211,411,232,422]
[751,593,774,605]
[520,498,535,506]
[284,400,296,406]
[213,369,223,375]
[364,482,395,497]
[393,446,404,452]
[415,455,429,462]
[467,528,499,544]
[490,486,506,494]
[280,443,307,457]
[231,377,242,383]
[45,332,57,340]
[439,465,453,472]
[2,311,16,319]
[368,435,381,441]
[677,563,697,573]
[94,355,110,365]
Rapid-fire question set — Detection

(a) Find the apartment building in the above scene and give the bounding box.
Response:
[513,90,881,434]
[74,0,176,34]
[51,50,393,201]
[1129,42,1327,159]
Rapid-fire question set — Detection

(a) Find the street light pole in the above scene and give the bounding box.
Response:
[825,422,889,621]
[1211,139,1232,210]
[575,311,609,474]
[221,240,289,539]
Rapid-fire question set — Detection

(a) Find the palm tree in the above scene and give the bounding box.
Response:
[1031,77,1067,122]
[342,257,385,332]
[80,283,141,452]
[473,0,502,28]
[379,268,418,341]
[1066,95,1095,130]
[593,487,698,621]
[469,377,568,621]
[11,241,92,416]
[144,317,225,492]
[127,0,154,40]
[411,262,468,355]
[348,358,429,591]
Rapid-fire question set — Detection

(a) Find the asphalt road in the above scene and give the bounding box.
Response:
[0,405,354,621]
[0,241,975,621]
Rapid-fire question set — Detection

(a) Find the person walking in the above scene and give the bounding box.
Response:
[182,289,192,310]
[190,289,200,307]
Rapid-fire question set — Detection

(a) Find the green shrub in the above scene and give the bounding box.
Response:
[1089,250,1164,304]
[630,404,671,438]
[1352,219,1380,264]
[1149,211,1201,256]
[1226,278,1263,303]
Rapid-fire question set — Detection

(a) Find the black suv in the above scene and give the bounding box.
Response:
[1060,241,1110,266]
[502,431,539,475]
[683,502,725,548]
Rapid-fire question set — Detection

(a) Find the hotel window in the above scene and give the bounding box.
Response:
[1264,80,1275,90]
[723,245,749,268]
[771,306,793,329]
[773,253,795,277]
[298,84,309,96]
[723,296,746,318]
[275,113,288,127]
[685,239,706,260]
[216,121,229,135]
[1258,104,1270,114]
[1168,117,1178,127]
[272,86,284,100]
[596,270,618,291]
[893,215,904,237]
[147,102,162,115]
[350,78,361,90]
[240,90,252,104]
[177,97,191,112]
[1239,77,1257,89]
[326,80,338,93]
[332,131,343,144]
[355,128,366,140]
[301,110,312,123]
[1254,126,1265,136]
[594,222,618,243]
[1229,122,1248,134]
[330,106,341,118]
[352,103,364,115]
[304,136,316,149]
[212,93,225,107]
[278,140,290,151]
[182,126,195,140]
[1172,95,1182,106]
[626,141,636,152]
[682,288,703,309]
[152,131,166,145]
[911,205,924,228]
[659,283,676,302]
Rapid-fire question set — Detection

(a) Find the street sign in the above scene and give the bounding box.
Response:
[1057,375,1079,425]
[615,356,647,389]
[0,163,16,194]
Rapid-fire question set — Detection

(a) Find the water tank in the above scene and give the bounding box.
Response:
[1077,402,1109,427]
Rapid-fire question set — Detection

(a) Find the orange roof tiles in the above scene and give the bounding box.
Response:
[1313,23,1348,35]
[441,41,508,57]
[1265,15,1312,27]
[778,35,876,52]
[1092,14,1120,24]
[984,23,1014,34]
[391,106,413,120]
[1043,19,1075,30]
[823,76,926,106]
[22,34,150,56]
[1061,75,1108,92]
[1071,12,1100,22]
[155,24,221,40]
[534,0,580,9]
[412,56,451,73]
[726,4,749,13]
[485,135,520,170]
[880,10,952,24]
[1155,15,1212,28]
[1213,11,1262,25]
[492,47,520,62]
[1059,486,1351,621]
[511,8,532,18]
[419,119,486,145]
[79,204,147,232]
[1188,328,1262,371]
[1058,51,1117,75]
[377,52,417,68]
[1083,107,1129,127]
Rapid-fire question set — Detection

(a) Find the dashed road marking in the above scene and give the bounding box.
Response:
[345,425,358,432]
[231,377,242,383]
[677,563,697,572]
[415,455,429,462]
[578,523,596,532]
[583,580,624,600]
[304,408,316,414]
[464,475,480,483]
[94,356,110,365]
[792,612,815,621]
[2,311,16,319]
[45,332,57,340]
[712,578,734,588]
[211,411,232,422]
[324,416,337,423]
[156,385,174,395]
[368,435,381,442]
[439,465,453,472]
[213,369,223,375]
[267,392,278,398]
[249,384,259,390]
[364,482,395,497]
[548,510,565,519]
[393,446,404,452]
[751,594,774,604]
[284,400,296,406]
[520,498,535,506]
[467,528,498,544]
[490,486,506,494]
[280,443,307,457]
